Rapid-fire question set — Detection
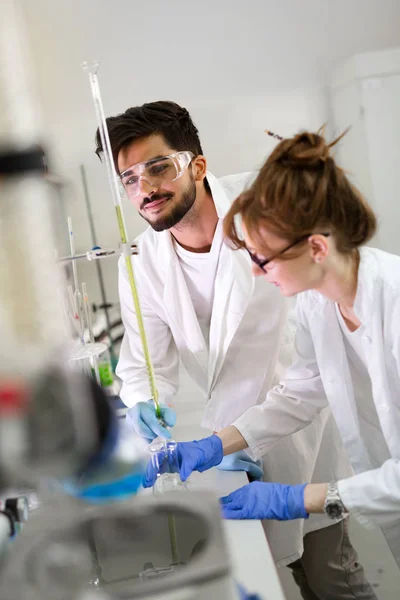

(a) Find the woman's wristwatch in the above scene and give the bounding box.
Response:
[323,481,349,519]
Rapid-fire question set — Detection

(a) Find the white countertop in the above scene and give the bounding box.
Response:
[157,409,287,600]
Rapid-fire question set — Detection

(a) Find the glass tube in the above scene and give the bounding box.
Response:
[147,440,189,566]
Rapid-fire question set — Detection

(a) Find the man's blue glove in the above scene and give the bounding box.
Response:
[143,434,223,488]
[126,400,176,441]
[217,451,263,481]
[220,481,309,521]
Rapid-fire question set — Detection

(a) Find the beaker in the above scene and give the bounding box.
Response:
[148,440,187,495]
[97,348,114,388]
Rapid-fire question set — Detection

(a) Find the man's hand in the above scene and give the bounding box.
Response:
[126,400,176,441]
[217,451,263,480]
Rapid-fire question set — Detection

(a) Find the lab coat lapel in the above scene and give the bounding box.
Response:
[355,249,400,457]
[158,232,208,373]
[310,300,372,474]
[368,328,400,458]
[206,174,255,391]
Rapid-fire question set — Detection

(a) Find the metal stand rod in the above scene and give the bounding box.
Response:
[80,164,117,364]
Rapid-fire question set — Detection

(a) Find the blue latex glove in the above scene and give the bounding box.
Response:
[143,434,223,488]
[217,451,263,481]
[220,481,309,521]
[126,400,176,441]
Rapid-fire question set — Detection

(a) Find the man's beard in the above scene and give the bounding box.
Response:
[139,177,196,232]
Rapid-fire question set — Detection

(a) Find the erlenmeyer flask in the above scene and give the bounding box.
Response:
[148,440,188,495]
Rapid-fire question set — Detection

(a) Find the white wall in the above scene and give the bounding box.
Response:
[330,49,400,255]
[20,0,400,303]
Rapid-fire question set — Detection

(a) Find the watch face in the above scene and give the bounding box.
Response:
[326,502,342,519]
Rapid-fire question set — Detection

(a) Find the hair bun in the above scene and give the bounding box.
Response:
[280,130,331,169]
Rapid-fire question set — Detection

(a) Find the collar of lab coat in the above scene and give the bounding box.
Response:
[307,247,378,323]
[155,171,235,270]
[206,171,232,218]
[353,247,379,322]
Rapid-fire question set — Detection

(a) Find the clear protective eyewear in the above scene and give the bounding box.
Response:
[120,150,194,197]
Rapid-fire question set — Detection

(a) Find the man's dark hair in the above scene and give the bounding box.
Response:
[95,101,205,173]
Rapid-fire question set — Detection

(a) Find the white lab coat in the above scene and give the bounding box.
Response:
[234,247,400,565]
[117,172,352,566]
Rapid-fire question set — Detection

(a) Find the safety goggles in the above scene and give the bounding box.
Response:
[246,233,330,272]
[120,151,194,198]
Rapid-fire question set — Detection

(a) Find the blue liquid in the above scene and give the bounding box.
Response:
[76,470,144,503]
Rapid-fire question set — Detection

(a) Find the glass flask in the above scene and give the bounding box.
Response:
[97,348,114,388]
[148,440,188,496]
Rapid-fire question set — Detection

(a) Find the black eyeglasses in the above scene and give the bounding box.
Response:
[246,233,330,273]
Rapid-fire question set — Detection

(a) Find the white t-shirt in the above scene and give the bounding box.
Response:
[336,304,391,468]
[173,219,223,346]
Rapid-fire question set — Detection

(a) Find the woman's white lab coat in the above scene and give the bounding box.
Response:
[117,172,352,566]
[234,247,400,565]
